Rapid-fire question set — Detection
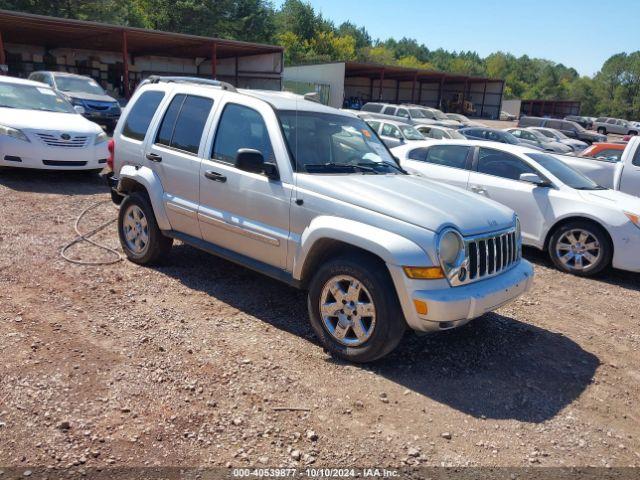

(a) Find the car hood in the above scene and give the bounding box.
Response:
[434,119,463,128]
[0,107,103,134]
[62,91,117,103]
[297,173,516,236]
[578,188,640,213]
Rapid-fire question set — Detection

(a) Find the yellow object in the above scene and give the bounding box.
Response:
[403,266,445,279]
[413,299,429,315]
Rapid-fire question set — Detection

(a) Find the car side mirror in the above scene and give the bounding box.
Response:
[73,105,86,115]
[520,172,550,186]
[235,148,279,180]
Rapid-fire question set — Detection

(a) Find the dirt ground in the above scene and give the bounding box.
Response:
[1,169,639,475]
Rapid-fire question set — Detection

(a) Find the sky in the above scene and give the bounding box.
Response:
[276,0,640,76]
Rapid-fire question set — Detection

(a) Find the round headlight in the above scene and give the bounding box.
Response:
[438,230,463,265]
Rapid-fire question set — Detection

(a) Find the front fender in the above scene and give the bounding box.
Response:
[117,165,171,231]
[292,215,435,280]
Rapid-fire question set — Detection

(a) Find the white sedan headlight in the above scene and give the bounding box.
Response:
[95,131,108,144]
[0,124,30,142]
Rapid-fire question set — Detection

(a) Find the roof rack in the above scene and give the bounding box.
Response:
[143,75,237,92]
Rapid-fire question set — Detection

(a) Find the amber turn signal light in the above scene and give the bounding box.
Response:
[403,266,445,279]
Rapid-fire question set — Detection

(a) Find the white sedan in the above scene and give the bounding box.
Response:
[393,140,640,276]
[0,76,109,170]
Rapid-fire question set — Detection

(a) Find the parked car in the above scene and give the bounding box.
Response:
[504,127,572,153]
[580,142,626,162]
[518,117,606,144]
[460,127,543,150]
[592,117,639,136]
[365,118,425,148]
[106,76,533,362]
[500,111,516,121]
[0,76,109,170]
[393,140,640,276]
[445,113,485,127]
[529,127,589,152]
[28,71,121,132]
[415,124,466,140]
[360,102,461,129]
[564,115,592,129]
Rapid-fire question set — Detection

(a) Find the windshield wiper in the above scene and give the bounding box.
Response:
[305,162,380,174]
[0,104,16,109]
[574,185,607,190]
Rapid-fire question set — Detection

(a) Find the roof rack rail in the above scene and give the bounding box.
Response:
[143,75,237,92]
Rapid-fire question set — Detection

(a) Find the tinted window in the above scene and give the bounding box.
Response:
[546,120,563,130]
[382,106,396,115]
[463,128,482,137]
[424,145,470,169]
[633,147,640,167]
[155,94,213,154]
[122,91,165,141]
[593,149,623,162]
[381,123,402,139]
[361,103,382,113]
[526,153,600,189]
[428,128,445,139]
[367,120,381,131]
[213,103,274,164]
[408,147,428,161]
[396,108,409,119]
[519,117,541,127]
[477,148,536,180]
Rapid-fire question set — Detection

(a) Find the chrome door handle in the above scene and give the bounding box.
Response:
[471,185,487,194]
[204,170,227,183]
[146,152,162,162]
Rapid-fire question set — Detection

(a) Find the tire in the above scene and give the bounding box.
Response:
[307,253,406,363]
[597,127,607,135]
[118,191,173,265]
[547,220,612,277]
[629,130,638,136]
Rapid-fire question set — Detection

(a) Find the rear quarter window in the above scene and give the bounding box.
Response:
[122,90,165,141]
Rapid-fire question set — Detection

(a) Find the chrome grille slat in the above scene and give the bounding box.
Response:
[36,133,88,148]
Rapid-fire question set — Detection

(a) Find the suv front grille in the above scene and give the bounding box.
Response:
[36,133,88,148]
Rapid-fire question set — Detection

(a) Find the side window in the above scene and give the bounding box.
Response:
[510,129,522,138]
[43,75,55,87]
[396,108,409,119]
[606,118,617,124]
[367,121,380,132]
[486,130,501,141]
[382,106,396,115]
[212,103,274,165]
[122,91,165,141]
[428,129,445,139]
[595,149,623,161]
[381,123,402,139]
[408,148,429,161]
[562,122,576,131]
[632,147,640,167]
[424,145,470,169]
[477,148,536,181]
[155,94,213,154]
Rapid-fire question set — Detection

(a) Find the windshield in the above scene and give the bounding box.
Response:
[55,76,105,95]
[409,108,428,119]
[502,131,520,144]
[400,125,425,140]
[278,110,403,175]
[0,82,75,113]
[429,109,448,120]
[529,129,549,141]
[526,153,603,190]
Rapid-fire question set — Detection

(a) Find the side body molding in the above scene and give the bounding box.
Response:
[117,165,172,231]
[292,216,434,280]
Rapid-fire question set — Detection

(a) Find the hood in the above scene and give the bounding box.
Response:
[0,107,103,134]
[434,119,463,128]
[62,91,117,103]
[297,173,516,236]
[578,188,640,213]
[561,139,588,148]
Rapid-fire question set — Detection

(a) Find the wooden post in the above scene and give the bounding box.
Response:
[369,77,373,102]
[211,42,217,78]
[417,81,423,105]
[437,76,445,110]
[395,79,400,104]
[378,68,385,101]
[410,72,417,103]
[480,81,487,118]
[122,30,130,98]
[0,30,7,75]
[234,56,239,86]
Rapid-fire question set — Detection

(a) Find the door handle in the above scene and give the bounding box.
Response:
[470,185,487,195]
[146,152,162,163]
[204,170,227,183]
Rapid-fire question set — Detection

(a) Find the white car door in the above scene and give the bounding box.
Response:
[401,144,472,189]
[467,146,552,246]
[618,143,640,196]
[379,123,404,148]
[144,92,215,239]
[197,99,292,269]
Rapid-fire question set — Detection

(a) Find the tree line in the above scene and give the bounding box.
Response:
[3,0,640,119]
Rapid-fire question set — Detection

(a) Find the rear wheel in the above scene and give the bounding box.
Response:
[597,127,607,135]
[629,130,638,136]
[307,254,406,363]
[548,220,611,277]
[118,191,173,265]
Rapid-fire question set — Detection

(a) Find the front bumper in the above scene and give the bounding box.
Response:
[390,260,534,333]
[0,136,109,170]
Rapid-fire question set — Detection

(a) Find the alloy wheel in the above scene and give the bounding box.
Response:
[555,228,601,272]
[122,205,149,254]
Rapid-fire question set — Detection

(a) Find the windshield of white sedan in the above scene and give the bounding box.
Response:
[278,110,403,174]
[400,125,424,140]
[526,153,604,190]
[55,76,106,95]
[0,83,75,113]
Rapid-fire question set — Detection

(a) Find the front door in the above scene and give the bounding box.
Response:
[618,145,640,196]
[198,100,291,269]
[403,144,472,189]
[468,146,551,246]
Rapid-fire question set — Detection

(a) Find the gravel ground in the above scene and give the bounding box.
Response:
[0,169,639,475]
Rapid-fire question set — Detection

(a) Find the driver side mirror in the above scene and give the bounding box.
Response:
[235,148,279,180]
[520,172,550,186]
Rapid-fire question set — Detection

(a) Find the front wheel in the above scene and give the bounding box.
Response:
[118,191,173,265]
[307,254,406,363]
[548,221,611,277]
[597,127,607,135]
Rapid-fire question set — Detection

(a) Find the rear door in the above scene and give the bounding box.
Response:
[144,92,216,239]
[403,144,472,189]
[468,147,551,245]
